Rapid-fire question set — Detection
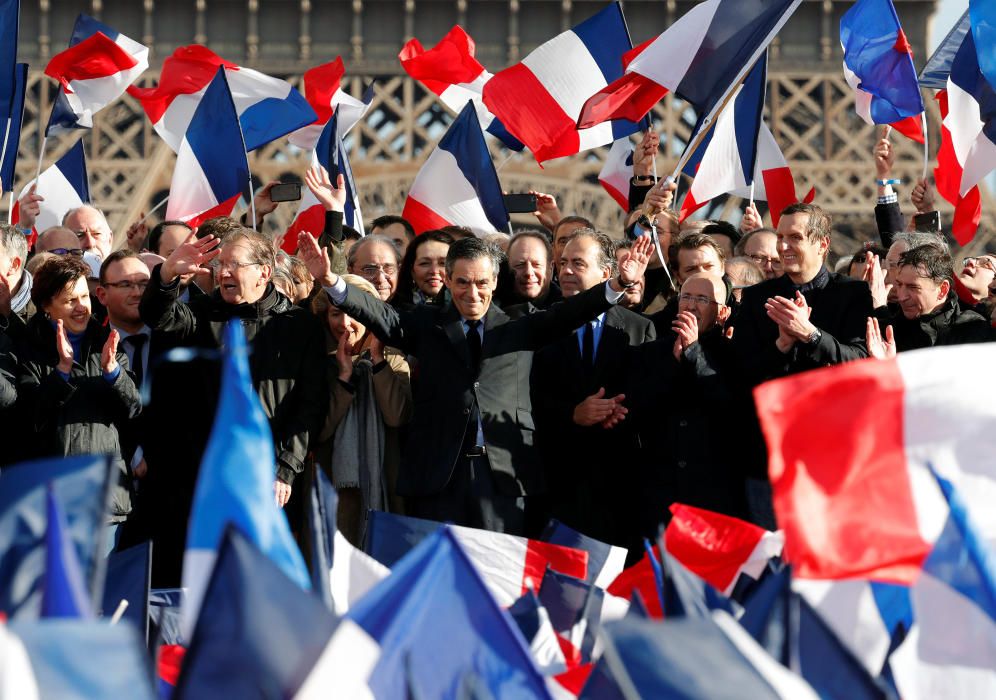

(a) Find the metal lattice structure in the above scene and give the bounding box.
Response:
[11,0,994,256]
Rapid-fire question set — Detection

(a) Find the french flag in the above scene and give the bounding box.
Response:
[942,15,996,244]
[165,67,251,227]
[401,101,510,236]
[400,25,523,152]
[286,57,373,152]
[13,138,90,234]
[44,14,149,136]
[284,107,363,253]
[128,45,316,153]
[1,63,28,194]
[598,138,634,211]
[482,2,642,164]
[679,57,813,226]
[577,0,801,131]
[840,0,925,143]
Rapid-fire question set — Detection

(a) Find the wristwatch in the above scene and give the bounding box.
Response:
[805,328,822,345]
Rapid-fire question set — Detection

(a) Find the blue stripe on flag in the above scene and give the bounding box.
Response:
[186,68,251,207]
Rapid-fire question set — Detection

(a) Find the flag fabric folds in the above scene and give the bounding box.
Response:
[918,10,970,89]
[364,510,588,606]
[180,320,310,640]
[597,139,635,211]
[44,15,149,136]
[164,67,251,227]
[0,0,18,127]
[970,0,996,94]
[287,56,373,151]
[401,101,510,236]
[7,620,157,699]
[507,589,570,675]
[400,25,524,152]
[296,527,554,698]
[540,519,628,590]
[840,0,925,143]
[330,530,390,616]
[934,89,983,245]
[127,45,316,152]
[0,455,114,621]
[482,2,642,163]
[12,138,90,234]
[284,106,364,253]
[756,344,996,583]
[1,63,28,194]
[174,527,337,700]
[100,541,152,637]
[577,0,801,131]
[40,487,93,620]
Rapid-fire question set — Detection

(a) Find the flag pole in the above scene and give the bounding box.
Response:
[7,190,12,225]
[248,178,257,232]
[34,135,47,183]
[138,195,170,224]
[749,182,756,209]
[0,117,12,187]
[921,112,929,181]
[495,151,515,173]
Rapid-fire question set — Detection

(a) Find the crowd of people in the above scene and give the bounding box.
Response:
[0,129,993,586]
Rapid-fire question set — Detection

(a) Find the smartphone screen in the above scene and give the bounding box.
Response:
[269,183,302,202]
[503,193,538,214]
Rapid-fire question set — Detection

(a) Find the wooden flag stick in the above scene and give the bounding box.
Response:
[34,135,47,184]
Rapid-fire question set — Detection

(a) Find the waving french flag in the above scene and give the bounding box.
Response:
[679,57,812,226]
[578,0,800,131]
[840,0,925,143]
[13,138,90,233]
[598,139,635,211]
[482,3,642,163]
[942,27,995,245]
[286,57,373,151]
[400,26,523,152]
[402,101,509,236]
[1,63,28,194]
[164,67,251,227]
[284,106,364,253]
[44,15,149,136]
[128,45,316,153]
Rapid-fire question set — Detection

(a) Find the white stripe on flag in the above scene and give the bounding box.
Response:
[593,545,629,590]
[628,0,720,89]
[407,149,499,237]
[842,62,874,125]
[329,531,390,616]
[522,30,609,119]
[294,619,379,699]
[17,167,86,233]
[179,549,216,641]
[165,138,222,222]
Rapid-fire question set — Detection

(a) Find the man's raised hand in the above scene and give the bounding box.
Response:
[866,316,896,359]
[530,191,561,232]
[304,165,346,213]
[740,202,763,234]
[17,185,43,230]
[862,252,891,309]
[614,234,654,290]
[874,125,894,179]
[161,230,219,283]
[101,329,120,375]
[297,231,337,287]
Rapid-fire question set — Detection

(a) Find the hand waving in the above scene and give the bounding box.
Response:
[55,319,74,374]
[862,252,892,309]
[866,317,896,359]
[304,166,346,213]
[530,191,561,232]
[101,329,120,375]
[161,230,219,283]
[616,234,654,287]
[296,231,337,287]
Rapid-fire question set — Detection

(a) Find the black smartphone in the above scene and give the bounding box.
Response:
[912,210,941,232]
[269,183,302,202]
[503,193,538,213]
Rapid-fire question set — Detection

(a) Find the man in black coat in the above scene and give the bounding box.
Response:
[531,229,656,545]
[297,231,653,536]
[732,202,873,386]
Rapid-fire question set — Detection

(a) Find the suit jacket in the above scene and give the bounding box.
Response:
[732,268,872,386]
[531,304,656,544]
[332,281,616,498]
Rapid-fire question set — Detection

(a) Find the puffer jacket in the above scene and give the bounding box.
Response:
[17,315,142,521]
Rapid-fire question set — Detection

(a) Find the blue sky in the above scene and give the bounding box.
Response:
[929,0,964,52]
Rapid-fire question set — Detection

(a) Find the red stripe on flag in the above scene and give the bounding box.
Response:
[755,359,931,583]
[622,38,654,70]
[402,196,454,235]
[934,90,981,244]
[606,551,663,618]
[952,187,982,246]
[301,57,346,125]
[890,114,924,144]
[399,26,484,97]
[665,504,768,593]
[157,644,186,686]
[556,633,583,670]
[554,663,594,696]
[760,166,799,228]
[599,180,628,211]
[45,32,139,84]
[282,204,326,253]
[679,189,709,223]
[522,540,589,595]
[185,193,242,229]
[482,63,580,163]
[127,45,239,124]
[576,73,668,130]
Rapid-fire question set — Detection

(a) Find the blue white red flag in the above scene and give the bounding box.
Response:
[13,138,90,233]
[402,101,510,236]
[128,45,316,152]
[840,0,925,143]
[44,14,149,136]
[180,320,310,641]
[401,25,524,152]
[1,63,28,194]
[40,487,93,619]
[287,56,373,151]
[970,0,996,94]
[164,67,250,226]
[541,519,628,589]
[483,3,642,163]
[578,0,801,131]
[919,10,970,89]
[597,139,635,211]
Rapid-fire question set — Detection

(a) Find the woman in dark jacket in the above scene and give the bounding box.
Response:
[18,255,141,550]
[392,230,454,308]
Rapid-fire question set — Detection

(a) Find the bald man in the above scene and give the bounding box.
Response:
[34,226,83,255]
[628,272,749,547]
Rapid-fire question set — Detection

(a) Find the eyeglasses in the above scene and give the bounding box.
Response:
[359,263,398,279]
[102,280,149,291]
[50,248,84,256]
[211,260,261,273]
[966,256,996,274]
[678,293,720,306]
[749,254,782,269]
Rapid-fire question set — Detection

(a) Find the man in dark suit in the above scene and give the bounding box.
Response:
[298,231,653,536]
[531,229,655,545]
[732,202,873,386]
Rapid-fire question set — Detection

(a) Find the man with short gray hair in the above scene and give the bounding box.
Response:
[0,225,33,329]
[346,234,402,302]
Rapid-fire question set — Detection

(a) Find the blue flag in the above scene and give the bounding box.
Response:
[41,486,94,619]
[363,509,442,568]
[919,10,970,89]
[101,541,152,638]
[180,320,310,639]
[174,526,337,700]
[541,518,627,588]
[306,466,338,612]
[0,455,114,620]
[323,106,364,233]
[0,63,26,193]
[970,0,996,94]
[9,620,157,699]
